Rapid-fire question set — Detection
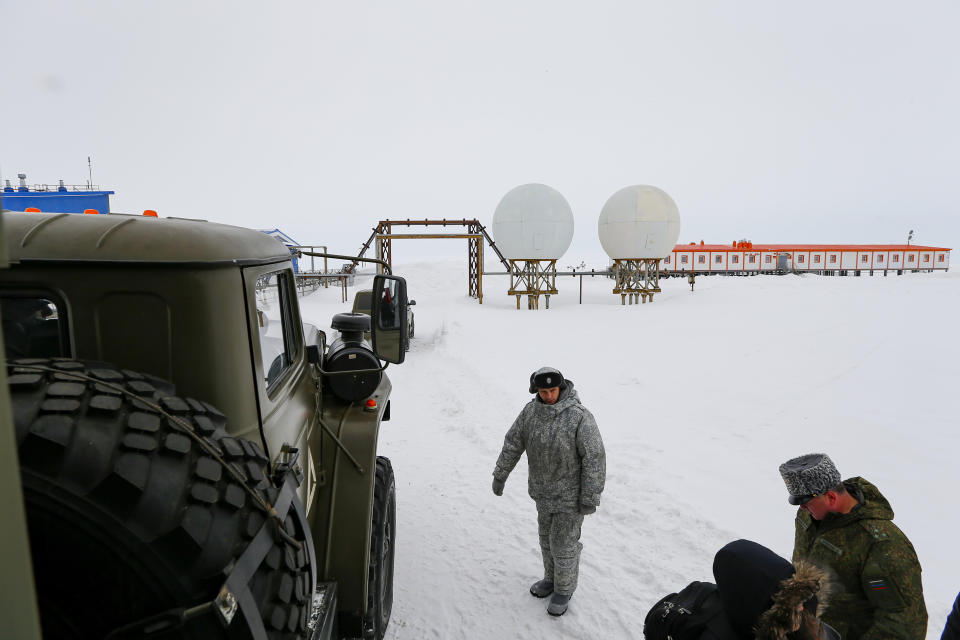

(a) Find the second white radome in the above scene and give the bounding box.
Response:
[597,185,681,260]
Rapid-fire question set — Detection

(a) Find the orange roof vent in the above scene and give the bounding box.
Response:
[24,207,41,213]
[143,209,158,217]
[83,208,99,215]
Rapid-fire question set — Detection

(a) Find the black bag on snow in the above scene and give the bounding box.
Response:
[643,581,724,640]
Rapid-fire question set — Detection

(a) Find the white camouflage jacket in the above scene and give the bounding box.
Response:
[493,381,606,513]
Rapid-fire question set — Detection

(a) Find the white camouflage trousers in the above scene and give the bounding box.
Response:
[537,510,584,596]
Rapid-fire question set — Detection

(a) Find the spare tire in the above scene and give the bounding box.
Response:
[8,358,313,640]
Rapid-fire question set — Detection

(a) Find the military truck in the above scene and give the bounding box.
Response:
[351,289,415,351]
[0,211,410,640]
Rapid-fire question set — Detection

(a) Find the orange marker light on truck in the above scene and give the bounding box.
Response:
[24,207,41,212]
[143,210,158,217]
[83,208,99,215]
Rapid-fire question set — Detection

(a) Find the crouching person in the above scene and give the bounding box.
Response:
[491,367,606,617]
[644,539,838,640]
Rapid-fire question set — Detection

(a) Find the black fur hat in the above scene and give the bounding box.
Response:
[529,366,566,393]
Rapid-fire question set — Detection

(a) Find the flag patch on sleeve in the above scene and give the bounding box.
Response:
[868,580,888,591]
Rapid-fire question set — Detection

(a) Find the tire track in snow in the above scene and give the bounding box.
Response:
[383,341,544,638]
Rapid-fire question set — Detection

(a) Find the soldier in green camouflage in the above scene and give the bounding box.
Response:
[779,453,927,640]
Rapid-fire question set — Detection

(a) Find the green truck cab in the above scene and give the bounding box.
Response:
[0,211,408,640]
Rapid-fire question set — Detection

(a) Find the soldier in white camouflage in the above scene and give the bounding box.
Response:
[492,366,606,617]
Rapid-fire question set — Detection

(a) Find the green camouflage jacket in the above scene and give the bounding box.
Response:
[792,477,927,640]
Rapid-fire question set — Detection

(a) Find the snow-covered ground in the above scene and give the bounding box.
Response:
[298,262,958,640]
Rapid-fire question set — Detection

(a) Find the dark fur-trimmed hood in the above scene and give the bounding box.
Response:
[755,560,830,640]
[713,540,830,640]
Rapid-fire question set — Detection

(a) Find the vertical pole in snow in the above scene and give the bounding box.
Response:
[478,241,483,304]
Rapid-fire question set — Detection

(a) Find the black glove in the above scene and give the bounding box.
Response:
[578,504,596,515]
[492,478,505,496]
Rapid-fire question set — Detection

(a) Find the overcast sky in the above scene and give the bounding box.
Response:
[3,1,958,263]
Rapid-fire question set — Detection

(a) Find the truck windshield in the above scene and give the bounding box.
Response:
[353,291,373,315]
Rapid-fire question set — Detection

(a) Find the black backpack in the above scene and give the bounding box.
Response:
[643,581,725,640]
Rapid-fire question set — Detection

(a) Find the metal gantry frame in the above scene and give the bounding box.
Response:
[363,219,510,304]
[508,259,559,309]
[611,258,662,304]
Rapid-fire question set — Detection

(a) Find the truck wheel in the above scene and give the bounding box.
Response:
[9,358,312,640]
[364,456,396,640]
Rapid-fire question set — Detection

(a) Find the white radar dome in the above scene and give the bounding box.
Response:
[598,185,681,259]
[491,184,574,261]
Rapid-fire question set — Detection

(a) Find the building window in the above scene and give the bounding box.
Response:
[939,255,945,262]
[681,255,688,264]
[714,255,723,264]
[908,255,915,262]
[893,255,900,263]
[829,255,837,264]
[665,256,671,264]
[860,255,869,263]
[764,256,772,264]
[698,256,705,264]
[813,255,821,264]
[923,255,930,262]
[731,255,739,264]
[877,255,884,263]
[798,255,805,263]
[748,255,756,264]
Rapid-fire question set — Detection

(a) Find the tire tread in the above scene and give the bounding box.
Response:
[10,358,311,639]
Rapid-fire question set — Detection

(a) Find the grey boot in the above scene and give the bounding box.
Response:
[529,579,554,598]
[547,593,571,616]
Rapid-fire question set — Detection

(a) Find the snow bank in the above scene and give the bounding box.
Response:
[298,263,958,639]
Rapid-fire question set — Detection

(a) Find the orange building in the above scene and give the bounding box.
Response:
[662,242,950,276]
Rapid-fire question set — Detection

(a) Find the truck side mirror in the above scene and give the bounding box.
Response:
[371,274,407,364]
